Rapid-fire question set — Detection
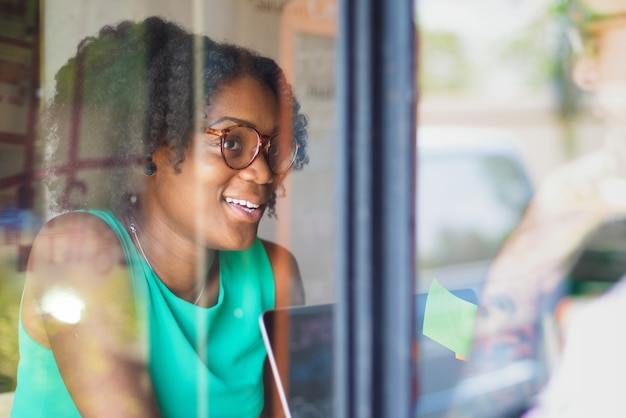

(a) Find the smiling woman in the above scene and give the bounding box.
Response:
[10,16,308,418]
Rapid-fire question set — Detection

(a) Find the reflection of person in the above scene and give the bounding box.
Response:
[524,278,626,417]
[457,0,626,416]
[11,16,308,417]
[522,3,626,416]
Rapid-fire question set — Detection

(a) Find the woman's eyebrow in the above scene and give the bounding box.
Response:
[208,116,251,127]
[208,116,279,135]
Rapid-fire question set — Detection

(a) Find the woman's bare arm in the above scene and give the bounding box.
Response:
[261,239,305,308]
[260,240,305,417]
[22,212,160,417]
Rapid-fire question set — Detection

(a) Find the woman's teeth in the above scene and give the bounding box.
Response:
[225,197,260,213]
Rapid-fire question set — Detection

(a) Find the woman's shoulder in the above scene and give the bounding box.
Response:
[258,239,294,260]
[38,210,119,235]
[259,239,305,307]
[28,211,127,284]
[22,211,132,349]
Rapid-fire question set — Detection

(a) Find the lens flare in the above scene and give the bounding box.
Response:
[41,289,86,324]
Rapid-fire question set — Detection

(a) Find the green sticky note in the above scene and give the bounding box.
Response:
[422,279,478,358]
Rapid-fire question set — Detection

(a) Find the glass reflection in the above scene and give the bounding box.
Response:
[40,289,85,324]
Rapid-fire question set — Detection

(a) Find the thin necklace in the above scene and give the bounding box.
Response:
[128,219,206,305]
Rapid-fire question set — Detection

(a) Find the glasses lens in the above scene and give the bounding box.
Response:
[222,126,260,169]
[267,134,297,174]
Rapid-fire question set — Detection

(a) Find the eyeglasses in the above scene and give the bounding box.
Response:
[567,3,626,54]
[568,0,626,30]
[581,12,626,34]
[204,125,298,175]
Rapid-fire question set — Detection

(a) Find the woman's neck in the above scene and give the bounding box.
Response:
[125,206,219,305]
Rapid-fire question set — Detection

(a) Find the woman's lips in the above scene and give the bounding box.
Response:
[224,196,264,221]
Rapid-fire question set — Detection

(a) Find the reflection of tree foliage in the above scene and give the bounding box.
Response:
[498,18,555,91]
[419,29,472,93]
[499,0,585,158]
[0,265,22,392]
[549,0,585,157]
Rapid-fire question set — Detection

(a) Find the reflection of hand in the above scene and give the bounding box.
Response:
[471,317,536,370]
[458,320,538,417]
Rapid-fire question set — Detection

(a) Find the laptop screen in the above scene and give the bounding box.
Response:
[259,303,334,418]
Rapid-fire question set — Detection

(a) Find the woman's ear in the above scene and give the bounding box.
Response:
[571,57,599,91]
[150,146,173,171]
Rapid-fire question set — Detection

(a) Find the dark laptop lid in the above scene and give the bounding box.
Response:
[259,303,334,418]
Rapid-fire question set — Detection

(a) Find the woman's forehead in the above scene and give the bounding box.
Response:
[204,77,279,130]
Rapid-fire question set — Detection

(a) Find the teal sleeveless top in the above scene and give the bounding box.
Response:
[11,209,276,417]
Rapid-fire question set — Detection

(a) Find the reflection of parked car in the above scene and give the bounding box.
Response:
[415,126,534,417]
[417,126,533,295]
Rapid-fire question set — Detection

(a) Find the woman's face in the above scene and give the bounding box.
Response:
[147,76,280,250]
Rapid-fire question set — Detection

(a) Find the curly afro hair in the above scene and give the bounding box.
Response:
[45,16,308,216]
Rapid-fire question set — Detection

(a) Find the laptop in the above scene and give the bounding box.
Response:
[259,290,478,418]
[259,303,334,418]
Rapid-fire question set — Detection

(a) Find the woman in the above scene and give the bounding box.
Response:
[11,16,308,417]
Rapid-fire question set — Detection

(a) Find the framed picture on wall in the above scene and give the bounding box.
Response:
[0,0,38,143]
[0,43,32,140]
[0,0,37,42]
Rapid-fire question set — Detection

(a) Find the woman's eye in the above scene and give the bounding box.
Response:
[223,136,244,152]
[268,143,280,157]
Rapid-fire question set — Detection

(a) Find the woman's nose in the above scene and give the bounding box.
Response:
[238,151,275,185]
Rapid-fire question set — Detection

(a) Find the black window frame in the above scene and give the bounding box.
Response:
[335,0,418,416]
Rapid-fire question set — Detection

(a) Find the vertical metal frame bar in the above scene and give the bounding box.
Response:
[335,0,417,417]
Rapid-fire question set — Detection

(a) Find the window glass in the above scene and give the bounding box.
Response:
[418,0,626,416]
[418,151,531,269]
[7,0,613,415]
[34,0,337,300]
[0,2,339,417]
